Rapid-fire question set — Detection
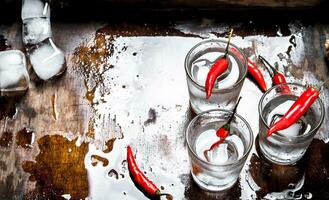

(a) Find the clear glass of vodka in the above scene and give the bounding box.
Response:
[258,83,325,165]
[184,39,248,114]
[185,109,253,191]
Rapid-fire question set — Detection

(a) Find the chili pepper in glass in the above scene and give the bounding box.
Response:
[186,109,253,191]
[185,39,247,114]
[267,86,320,137]
[205,29,233,99]
[229,48,267,92]
[258,83,325,165]
[127,146,171,198]
[204,97,242,159]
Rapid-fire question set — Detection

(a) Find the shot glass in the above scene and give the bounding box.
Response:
[184,39,248,114]
[258,83,325,165]
[186,109,253,191]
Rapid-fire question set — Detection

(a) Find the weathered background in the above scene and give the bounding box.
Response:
[0,2,329,200]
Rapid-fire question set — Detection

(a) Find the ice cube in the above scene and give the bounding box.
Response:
[0,50,26,71]
[267,100,311,137]
[0,69,25,89]
[0,50,29,92]
[23,17,52,45]
[195,129,217,160]
[225,135,244,158]
[191,59,211,85]
[21,0,50,20]
[279,123,301,137]
[0,53,22,70]
[29,38,66,80]
[205,143,229,164]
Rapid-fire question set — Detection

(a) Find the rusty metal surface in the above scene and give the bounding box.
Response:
[0,18,329,200]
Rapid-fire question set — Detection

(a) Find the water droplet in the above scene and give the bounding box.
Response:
[304,192,312,199]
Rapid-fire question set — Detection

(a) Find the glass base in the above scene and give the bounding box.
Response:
[259,142,300,165]
[191,172,236,192]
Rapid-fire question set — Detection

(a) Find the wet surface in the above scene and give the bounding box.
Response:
[0,131,13,149]
[0,97,18,120]
[22,135,89,199]
[0,17,329,199]
[16,128,35,149]
[249,136,306,198]
[183,174,242,200]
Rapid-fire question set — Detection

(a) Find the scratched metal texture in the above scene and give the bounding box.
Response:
[0,16,329,200]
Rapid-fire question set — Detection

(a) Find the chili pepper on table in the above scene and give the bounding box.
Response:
[229,47,267,92]
[247,59,267,92]
[204,97,242,157]
[205,29,233,99]
[258,55,287,86]
[267,86,319,137]
[127,145,171,198]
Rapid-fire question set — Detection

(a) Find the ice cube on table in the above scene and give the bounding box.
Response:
[23,17,52,46]
[0,53,22,71]
[21,0,50,20]
[0,69,25,88]
[29,38,66,80]
[0,50,29,93]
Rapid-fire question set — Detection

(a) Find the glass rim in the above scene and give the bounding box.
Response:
[185,109,254,167]
[184,39,248,93]
[258,82,325,140]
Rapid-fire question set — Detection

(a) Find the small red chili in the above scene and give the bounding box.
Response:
[247,60,267,92]
[267,86,319,137]
[127,145,161,196]
[258,55,291,94]
[205,29,233,99]
[258,55,288,85]
[229,48,267,92]
[216,97,242,138]
[204,97,242,156]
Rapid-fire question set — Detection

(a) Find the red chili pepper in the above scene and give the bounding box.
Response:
[229,47,246,65]
[267,86,319,137]
[216,125,229,138]
[247,60,267,92]
[205,58,229,99]
[216,97,242,138]
[205,29,233,99]
[229,48,267,92]
[258,55,287,85]
[205,97,242,156]
[258,55,291,94]
[127,145,160,196]
[272,73,287,85]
